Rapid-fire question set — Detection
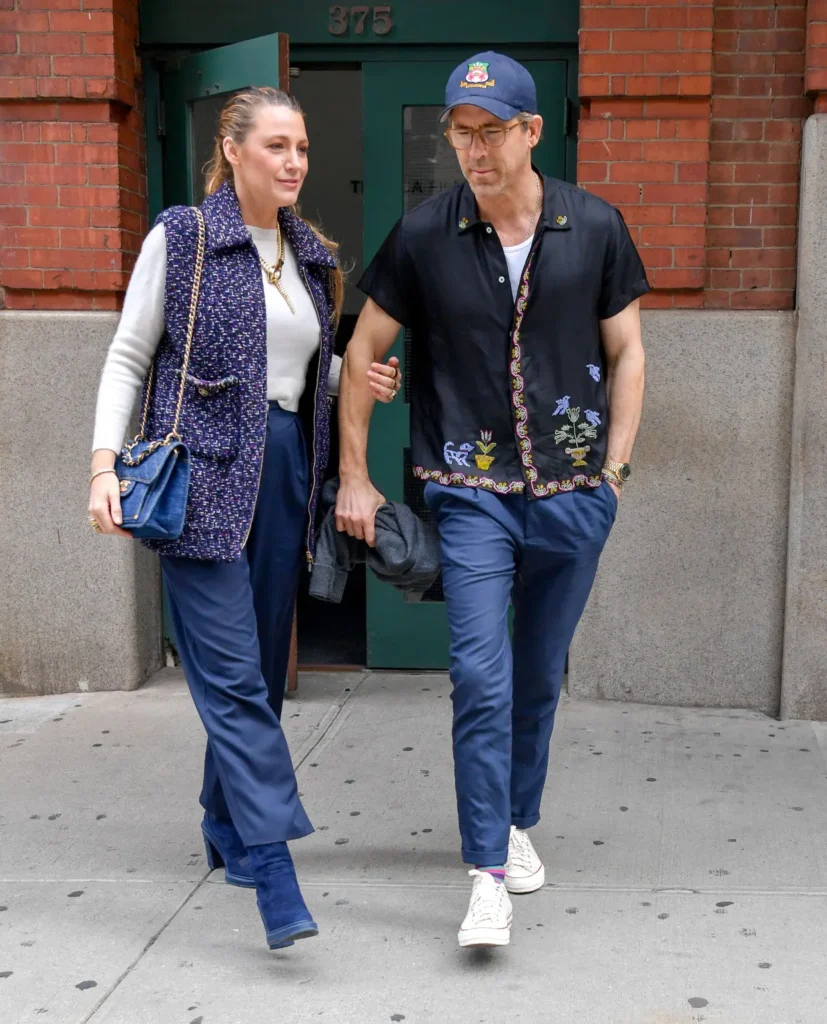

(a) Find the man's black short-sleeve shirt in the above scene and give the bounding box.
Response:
[358,174,649,499]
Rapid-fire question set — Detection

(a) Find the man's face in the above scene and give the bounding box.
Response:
[447,104,542,199]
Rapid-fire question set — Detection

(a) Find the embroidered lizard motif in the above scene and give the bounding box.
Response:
[444,441,475,467]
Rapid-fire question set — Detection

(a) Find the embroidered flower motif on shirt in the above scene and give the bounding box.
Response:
[474,429,497,470]
[555,407,598,467]
[506,256,604,496]
[587,363,601,382]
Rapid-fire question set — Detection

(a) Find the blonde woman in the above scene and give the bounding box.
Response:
[88,87,400,951]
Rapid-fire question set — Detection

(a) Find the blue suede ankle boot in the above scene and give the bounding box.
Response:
[201,813,255,888]
[247,841,318,950]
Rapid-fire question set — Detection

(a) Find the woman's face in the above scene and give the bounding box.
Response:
[224,104,309,208]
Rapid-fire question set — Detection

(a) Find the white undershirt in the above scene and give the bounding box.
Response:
[502,236,534,301]
[91,223,341,453]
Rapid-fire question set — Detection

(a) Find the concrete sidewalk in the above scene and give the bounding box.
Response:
[1,670,826,1024]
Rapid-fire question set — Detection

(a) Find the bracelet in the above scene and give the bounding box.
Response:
[90,468,118,484]
[602,469,623,488]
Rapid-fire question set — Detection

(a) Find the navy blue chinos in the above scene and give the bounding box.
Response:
[162,404,312,847]
[425,481,618,866]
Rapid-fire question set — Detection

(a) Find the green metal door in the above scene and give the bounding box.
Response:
[363,59,568,669]
[161,33,289,207]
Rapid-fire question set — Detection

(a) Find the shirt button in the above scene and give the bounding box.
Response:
[486,226,493,234]
[499,276,506,284]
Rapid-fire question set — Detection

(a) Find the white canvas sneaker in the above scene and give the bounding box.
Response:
[505,826,546,894]
[457,870,513,947]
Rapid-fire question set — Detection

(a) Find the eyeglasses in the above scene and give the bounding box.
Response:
[444,122,524,150]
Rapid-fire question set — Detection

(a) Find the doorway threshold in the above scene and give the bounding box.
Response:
[298,663,366,673]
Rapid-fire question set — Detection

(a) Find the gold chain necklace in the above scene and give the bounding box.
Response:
[258,223,296,315]
[522,172,543,244]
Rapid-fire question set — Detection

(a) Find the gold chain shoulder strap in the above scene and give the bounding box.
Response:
[123,208,206,464]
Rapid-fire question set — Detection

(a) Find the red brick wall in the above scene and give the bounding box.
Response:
[706,0,808,310]
[0,1,815,313]
[578,0,810,311]
[0,0,145,311]
[579,0,715,309]
[808,0,827,110]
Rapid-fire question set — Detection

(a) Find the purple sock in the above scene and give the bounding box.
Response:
[476,864,506,883]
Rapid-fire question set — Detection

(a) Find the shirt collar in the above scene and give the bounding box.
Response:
[456,169,569,235]
[201,182,338,268]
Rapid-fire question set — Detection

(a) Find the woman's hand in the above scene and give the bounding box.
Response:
[368,355,402,404]
[88,456,131,538]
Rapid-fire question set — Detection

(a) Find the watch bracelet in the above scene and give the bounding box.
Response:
[601,468,623,488]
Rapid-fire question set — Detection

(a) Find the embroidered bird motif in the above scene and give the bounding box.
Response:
[587,364,601,382]
[585,409,601,428]
[553,396,571,416]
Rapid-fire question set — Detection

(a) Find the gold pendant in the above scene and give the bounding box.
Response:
[260,257,296,314]
[274,278,296,315]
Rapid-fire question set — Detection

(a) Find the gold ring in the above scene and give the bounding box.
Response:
[88,516,102,532]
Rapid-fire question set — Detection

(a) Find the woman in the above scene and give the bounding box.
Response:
[88,87,400,951]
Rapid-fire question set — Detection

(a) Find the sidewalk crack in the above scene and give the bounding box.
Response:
[80,876,210,1023]
[293,671,370,770]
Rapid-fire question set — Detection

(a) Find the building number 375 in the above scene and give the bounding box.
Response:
[328,5,393,36]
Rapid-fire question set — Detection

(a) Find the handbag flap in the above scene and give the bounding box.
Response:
[117,441,188,484]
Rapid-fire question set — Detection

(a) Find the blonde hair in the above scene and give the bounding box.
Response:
[203,86,344,325]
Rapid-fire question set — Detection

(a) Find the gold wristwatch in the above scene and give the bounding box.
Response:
[603,459,631,486]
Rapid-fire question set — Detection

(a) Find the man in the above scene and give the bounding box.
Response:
[336,52,648,947]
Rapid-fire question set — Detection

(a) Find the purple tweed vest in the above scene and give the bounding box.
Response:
[140,183,337,563]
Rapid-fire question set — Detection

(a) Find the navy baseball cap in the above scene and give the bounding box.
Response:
[440,51,538,123]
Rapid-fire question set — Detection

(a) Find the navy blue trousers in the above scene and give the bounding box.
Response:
[425,481,618,866]
[162,404,312,847]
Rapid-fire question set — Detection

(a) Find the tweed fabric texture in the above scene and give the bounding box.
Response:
[140,183,337,563]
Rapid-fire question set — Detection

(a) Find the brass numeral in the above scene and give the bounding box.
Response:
[327,5,393,36]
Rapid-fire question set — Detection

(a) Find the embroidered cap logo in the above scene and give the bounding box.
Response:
[461,61,497,89]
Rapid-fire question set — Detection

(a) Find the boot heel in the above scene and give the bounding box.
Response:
[202,831,225,872]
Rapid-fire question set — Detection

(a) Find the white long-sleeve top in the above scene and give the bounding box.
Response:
[92,223,341,453]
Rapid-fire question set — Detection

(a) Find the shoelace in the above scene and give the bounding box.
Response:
[466,870,506,925]
[508,829,536,871]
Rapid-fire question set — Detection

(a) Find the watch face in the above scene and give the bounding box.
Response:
[618,463,631,481]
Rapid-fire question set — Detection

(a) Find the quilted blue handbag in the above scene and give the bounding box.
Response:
[114,208,205,540]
